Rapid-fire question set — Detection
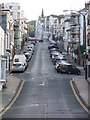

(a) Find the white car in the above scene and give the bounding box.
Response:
[11,54,27,72]
[11,62,26,72]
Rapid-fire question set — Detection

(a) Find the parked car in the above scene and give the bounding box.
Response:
[28,37,38,44]
[48,45,58,50]
[55,60,66,70]
[50,40,56,44]
[11,54,27,72]
[26,44,35,55]
[53,55,66,65]
[50,51,59,59]
[49,48,59,53]
[39,39,43,42]
[24,52,32,62]
[55,61,81,75]
[11,62,26,72]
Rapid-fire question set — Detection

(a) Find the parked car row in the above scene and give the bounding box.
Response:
[48,40,81,75]
[11,38,37,72]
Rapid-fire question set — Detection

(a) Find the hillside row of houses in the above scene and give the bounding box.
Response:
[0,2,28,83]
[35,1,90,79]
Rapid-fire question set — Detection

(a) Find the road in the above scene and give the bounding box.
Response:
[3,40,89,118]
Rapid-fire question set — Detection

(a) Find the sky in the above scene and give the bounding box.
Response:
[0,0,89,21]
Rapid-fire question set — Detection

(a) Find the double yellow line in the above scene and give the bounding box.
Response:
[70,80,90,115]
[0,80,25,117]
[1,79,89,116]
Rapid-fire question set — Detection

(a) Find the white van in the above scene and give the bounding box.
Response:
[11,54,28,72]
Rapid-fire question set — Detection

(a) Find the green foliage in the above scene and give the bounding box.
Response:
[74,45,86,58]
[74,49,78,55]
[27,23,35,37]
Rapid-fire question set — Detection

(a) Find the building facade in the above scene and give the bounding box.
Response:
[4,2,27,52]
[85,1,90,78]
[0,26,6,81]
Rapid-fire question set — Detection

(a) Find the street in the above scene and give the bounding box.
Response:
[3,40,88,118]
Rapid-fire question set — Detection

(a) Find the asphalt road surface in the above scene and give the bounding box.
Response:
[3,40,89,118]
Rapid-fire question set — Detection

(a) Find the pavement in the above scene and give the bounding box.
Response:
[0,40,90,117]
[0,72,25,117]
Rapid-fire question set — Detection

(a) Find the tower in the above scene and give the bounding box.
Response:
[41,8,44,18]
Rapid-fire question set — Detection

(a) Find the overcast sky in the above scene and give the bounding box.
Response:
[0,0,89,20]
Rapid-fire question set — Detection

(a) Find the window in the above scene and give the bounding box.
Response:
[14,58,19,62]
[88,50,90,61]
[87,33,90,46]
[10,12,13,16]
[87,15,90,25]
[18,6,20,10]
[9,6,13,9]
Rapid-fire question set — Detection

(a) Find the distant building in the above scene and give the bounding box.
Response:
[36,9,60,41]
[36,8,45,40]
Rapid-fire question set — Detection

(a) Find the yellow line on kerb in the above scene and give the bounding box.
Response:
[0,80,25,117]
[70,80,90,115]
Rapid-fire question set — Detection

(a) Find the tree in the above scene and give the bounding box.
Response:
[74,45,86,58]
[27,23,35,37]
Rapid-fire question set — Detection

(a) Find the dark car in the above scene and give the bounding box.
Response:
[56,62,81,75]
[39,39,43,42]
[48,45,58,50]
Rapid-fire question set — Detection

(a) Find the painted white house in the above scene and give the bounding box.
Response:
[85,1,90,79]
[0,26,7,88]
[1,9,14,70]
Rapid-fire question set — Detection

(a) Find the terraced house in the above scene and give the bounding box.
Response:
[0,26,6,86]
[85,1,90,78]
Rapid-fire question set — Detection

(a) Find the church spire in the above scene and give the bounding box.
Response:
[41,8,44,18]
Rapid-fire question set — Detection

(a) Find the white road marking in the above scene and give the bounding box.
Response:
[39,82,45,86]
[29,104,39,106]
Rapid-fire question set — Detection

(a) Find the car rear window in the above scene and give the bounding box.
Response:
[14,58,19,62]
[13,64,21,67]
